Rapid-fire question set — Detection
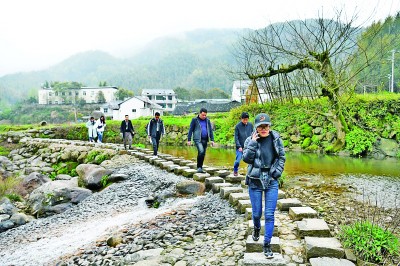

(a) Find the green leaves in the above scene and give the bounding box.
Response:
[340,220,399,263]
[345,126,375,156]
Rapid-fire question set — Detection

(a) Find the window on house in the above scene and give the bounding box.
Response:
[156,95,164,100]
[61,92,65,96]
[48,101,52,104]
[83,92,86,95]
[55,101,58,104]
[104,108,108,113]
[167,104,172,108]
[160,103,166,108]
[76,92,79,96]
[49,92,53,96]
[132,109,136,112]
[168,96,172,100]
[69,92,72,96]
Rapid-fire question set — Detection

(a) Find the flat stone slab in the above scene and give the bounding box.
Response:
[289,206,318,221]
[203,167,219,175]
[247,220,279,236]
[246,235,281,253]
[165,164,179,172]
[174,166,190,175]
[179,160,193,166]
[172,158,185,164]
[305,237,344,259]
[297,219,331,238]
[243,252,287,266]
[229,192,250,206]
[159,161,174,169]
[193,172,210,182]
[310,257,355,266]
[148,156,160,164]
[237,199,252,213]
[241,179,247,188]
[220,186,243,199]
[153,159,167,167]
[277,190,286,199]
[245,207,264,220]
[182,168,198,178]
[212,182,233,193]
[215,169,230,177]
[186,162,197,169]
[277,198,302,211]
[142,155,153,162]
[205,176,224,189]
[225,174,245,183]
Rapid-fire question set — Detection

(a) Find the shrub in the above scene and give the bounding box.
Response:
[345,126,375,156]
[100,175,109,187]
[339,221,399,263]
[86,150,101,163]
[299,123,313,137]
[5,193,22,202]
[95,153,110,164]
[0,176,19,198]
[301,137,311,149]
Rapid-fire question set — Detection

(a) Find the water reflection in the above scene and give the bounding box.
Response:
[156,145,399,178]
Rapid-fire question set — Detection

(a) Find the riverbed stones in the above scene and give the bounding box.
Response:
[243,252,287,265]
[176,180,205,195]
[297,219,331,238]
[277,198,302,211]
[305,237,345,259]
[289,206,318,221]
[76,164,113,190]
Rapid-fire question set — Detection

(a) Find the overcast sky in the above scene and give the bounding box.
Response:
[0,0,399,77]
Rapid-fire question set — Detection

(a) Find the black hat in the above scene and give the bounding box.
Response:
[254,113,272,128]
[241,112,249,119]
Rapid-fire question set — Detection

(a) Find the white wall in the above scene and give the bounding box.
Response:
[111,97,163,120]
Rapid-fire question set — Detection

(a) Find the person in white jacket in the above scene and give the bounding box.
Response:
[85,117,97,142]
[95,116,106,143]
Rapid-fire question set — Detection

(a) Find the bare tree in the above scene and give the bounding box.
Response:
[233,9,390,151]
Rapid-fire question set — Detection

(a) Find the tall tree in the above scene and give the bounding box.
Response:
[233,10,391,151]
[97,91,106,103]
[115,87,134,101]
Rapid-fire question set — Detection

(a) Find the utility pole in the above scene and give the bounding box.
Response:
[390,49,396,93]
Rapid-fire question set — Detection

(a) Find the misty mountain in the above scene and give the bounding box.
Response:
[0,28,244,107]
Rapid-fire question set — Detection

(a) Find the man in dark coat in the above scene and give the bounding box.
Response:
[120,115,135,150]
[147,112,165,156]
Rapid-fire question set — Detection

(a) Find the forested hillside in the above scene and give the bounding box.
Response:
[0,29,243,108]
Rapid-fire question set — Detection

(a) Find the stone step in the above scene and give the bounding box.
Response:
[153,159,166,166]
[205,176,224,190]
[215,169,230,178]
[243,252,287,266]
[220,186,243,199]
[159,161,174,169]
[179,160,193,166]
[225,174,245,183]
[277,190,286,199]
[305,237,345,259]
[171,158,185,164]
[277,198,302,211]
[211,182,233,193]
[181,168,198,178]
[174,166,190,175]
[246,235,281,253]
[237,199,252,214]
[241,179,247,188]
[203,167,219,175]
[247,220,279,236]
[193,172,210,182]
[142,155,153,162]
[297,218,331,238]
[229,192,250,206]
[289,206,318,221]
[165,164,179,172]
[186,162,197,169]
[309,257,355,266]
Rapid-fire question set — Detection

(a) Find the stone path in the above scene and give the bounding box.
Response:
[128,146,357,266]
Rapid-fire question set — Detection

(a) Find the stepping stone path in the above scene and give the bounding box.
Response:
[123,146,356,265]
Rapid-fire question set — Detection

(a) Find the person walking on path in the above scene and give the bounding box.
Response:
[242,113,285,259]
[233,112,253,176]
[85,116,97,142]
[147,112,165,156]
[120,115,135,150]
[187,108,214,173]
[95,115,106,143]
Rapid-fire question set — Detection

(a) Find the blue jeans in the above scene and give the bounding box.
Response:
[233,149,243,172]
[97,132,103,143]
[195,139,208,168]
[248,176,279,245]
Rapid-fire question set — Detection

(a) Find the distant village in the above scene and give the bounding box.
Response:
[37,81,271,120]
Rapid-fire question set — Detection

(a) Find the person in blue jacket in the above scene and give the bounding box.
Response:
[187,108,214,173]
[242,113,285,259]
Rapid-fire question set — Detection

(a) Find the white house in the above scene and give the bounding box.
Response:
[141,89,177,112]
[100,96,164,121]
[38,86,118,105]
[231,80,270,103]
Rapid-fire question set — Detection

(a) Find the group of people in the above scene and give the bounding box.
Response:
[85,109,286,259]
[85,115,106,143]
